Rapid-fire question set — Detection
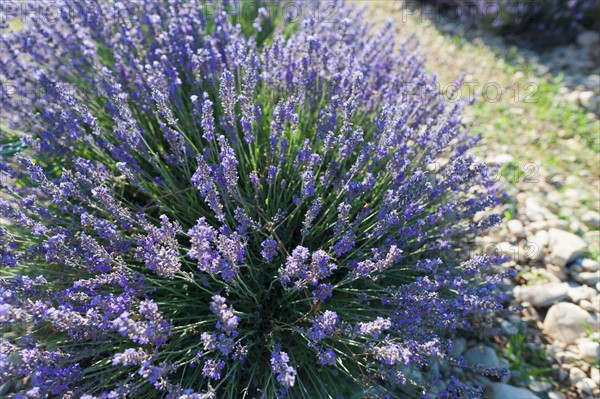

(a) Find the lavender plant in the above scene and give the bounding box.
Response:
[1,1,506,398]
[431,0,597,34]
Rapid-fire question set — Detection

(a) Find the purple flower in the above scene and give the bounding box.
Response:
[317,347,336,366]
[135,215,182,278]
[200,93,216,141]
[309,310,339,343]
[192,155,225,222]
[278,246,310,286]
[202,359,225,380]
[359,317,392,339]
[112,348,149,366]
[209,295,239,337]
[312,284,333,302]
[260,238,278,263]
[270,345,297,389]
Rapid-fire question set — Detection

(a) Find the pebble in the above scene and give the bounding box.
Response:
[580,258,600,272]
[555,351,580,364]
[547,228,588,267]
[498,358,510,383]
[484,383,539,399]
[513,283,568,307]
[575,272,600,287]
[591,367,599,382]
[577,31,600,49]
[487,241,518,260]
[567,284,597,303]
[529,229,549,248]
[577,341,600,362]
[0,383,11,396]
[579,91,598,110]
[543,303,597,344]
[529,269,562,283]
[463,345,500,369]
[581,210,600,229]
[451,338,467,358]
[570,367,587,384]
[585,74,600,92]
[579,299,595,312]
[527,220,568,233]
[546,263,567,280]
[576,378,598,394]
[547,392,566,399]
[507,219,525,237]
[528,379,552,393]
[525,198,555,222]
[558,369,568,382]
[566,90,581,104]
[575,271,600,286]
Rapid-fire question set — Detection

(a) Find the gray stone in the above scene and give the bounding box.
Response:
[558,369,568,382]
[579,299,595,312]
[581,258,600,272]
[547,228,588,267]
[585,75,600,93]
[508,219,525,237]
[527,220,568,233]
[576,378,598,394]
[547,392,565,399]
[581,211,600,229]
[543,303,597,344]
[579,91,598,110]
[528,230,548,254]
[513,283,568,307]
[399,365,424,386]
[591,367,599,382]
[0,383,12,396]
[576,271,600,286]
[483,383,539,399]
[528,379,551,393]
[451,338,467,357]
[464,345,500,369]
[566,90,581,104]
[577,31,600,49]
[555,351,580,364]
[567,284,597,303]
[546,263,567,280]
[528,269,562,283]
[525,198,555,222]
[472,374,493,388]
[498,358,510,383]
[577,341,600,362]
[570,367,587,384]
[489,242,518,260]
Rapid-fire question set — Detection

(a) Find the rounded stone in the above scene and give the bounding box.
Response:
[570,367,586,384]
[507,219,525,237]
[513,283,568,307]
[543,302,597,344]
[483,383,539,399]
[463,345,500,369]
[577,341,600,362]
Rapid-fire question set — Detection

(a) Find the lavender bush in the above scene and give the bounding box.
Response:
[430,0,598,34]
[1,1,506,397]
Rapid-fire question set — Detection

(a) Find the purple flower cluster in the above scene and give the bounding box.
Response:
[188,217,245,282]
[271,345,297,391]
[0,0,506,398]
[209,295,240,337]
[279,246,337,289]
